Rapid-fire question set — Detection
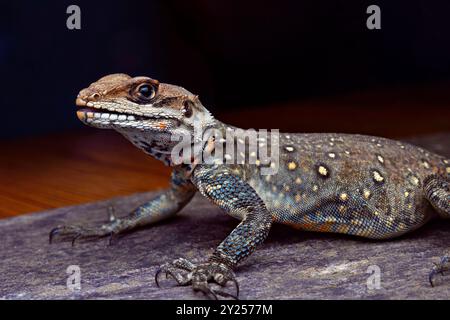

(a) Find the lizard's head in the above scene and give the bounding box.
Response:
[76,73,215,133]
[76,73,216,164]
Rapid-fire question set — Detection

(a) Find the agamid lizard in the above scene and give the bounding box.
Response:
[50,73,450,299]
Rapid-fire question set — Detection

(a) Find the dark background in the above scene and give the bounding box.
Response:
[0,0,449,138]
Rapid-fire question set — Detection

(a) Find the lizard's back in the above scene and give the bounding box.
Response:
[244,133,449,239]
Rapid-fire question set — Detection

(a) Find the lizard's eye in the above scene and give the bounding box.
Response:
[182,100,193,118]
[137,83,156,100]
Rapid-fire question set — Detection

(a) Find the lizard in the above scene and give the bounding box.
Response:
[49,73,450,299]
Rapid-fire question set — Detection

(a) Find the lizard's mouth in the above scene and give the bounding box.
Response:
[75,97,146,123]
[76,107,145,123]
[75,97,181,131]
[76,102,180,132]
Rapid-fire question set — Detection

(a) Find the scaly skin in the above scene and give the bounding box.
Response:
[50,74,450,298]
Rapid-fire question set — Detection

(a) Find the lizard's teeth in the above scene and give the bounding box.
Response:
[94,113,101,118]
[109,114,118,120]
[118,115,127,121]
[127,115,136,121]
[101,113,110,119]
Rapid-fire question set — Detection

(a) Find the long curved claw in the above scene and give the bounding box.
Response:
[227,277,240,298]
[49,227,61,244]
[71,234,82,247]
[50,226,88,247]
[48,225,89,245]
[155,268,164,288]
[108,232,116,246]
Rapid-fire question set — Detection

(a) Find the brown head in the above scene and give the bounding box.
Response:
[75,74,217,165]
[76,73,215,133]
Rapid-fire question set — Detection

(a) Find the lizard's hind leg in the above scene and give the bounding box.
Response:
[424,174,450,217]
[423,174,450,286]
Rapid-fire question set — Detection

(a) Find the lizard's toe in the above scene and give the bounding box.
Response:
[155,259,239,300]
[155,258,193,287]
[429,255,450,287]
[49,224,110,246]
[191,262,239,300]
[49,207,129,246]
[49,221,123,246]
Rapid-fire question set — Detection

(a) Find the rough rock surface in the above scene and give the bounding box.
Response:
[0,134,449,299]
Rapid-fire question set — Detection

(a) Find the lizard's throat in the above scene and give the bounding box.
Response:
[118,129,213,168]
[117,130,175,166]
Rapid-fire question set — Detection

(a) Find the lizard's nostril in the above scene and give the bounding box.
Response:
[91,93,101,100]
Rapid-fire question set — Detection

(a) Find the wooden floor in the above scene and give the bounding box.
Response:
[1,83,449,218]
[0,130,171,218]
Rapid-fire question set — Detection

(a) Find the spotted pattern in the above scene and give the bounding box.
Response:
[285,146,295,152]
[242,132,448,240]
[377,155,384,164]
[372,170,384,183]
[317,165,329,177]
[287,161,297,170]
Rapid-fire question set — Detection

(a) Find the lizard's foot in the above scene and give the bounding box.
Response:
[49,207,127,246]
[429,254,450,287]
[155,258,239,300]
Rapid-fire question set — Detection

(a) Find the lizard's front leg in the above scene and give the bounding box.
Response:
[156,165,272,299]
[49,169,196,245]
